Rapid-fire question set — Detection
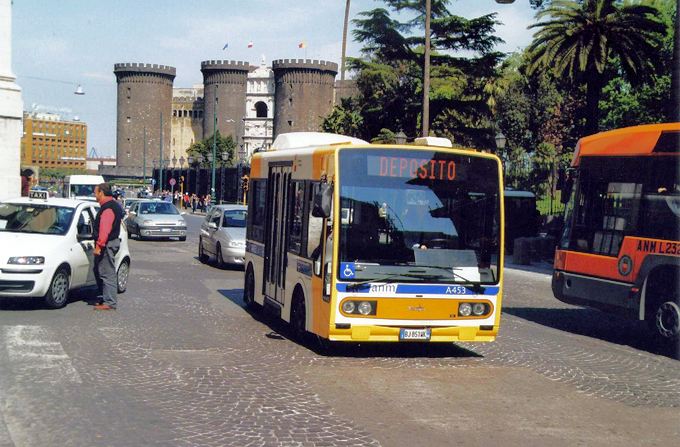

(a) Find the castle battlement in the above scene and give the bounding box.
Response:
[114,63,176,76]
[272,59,338,72]
[200,60,250,71]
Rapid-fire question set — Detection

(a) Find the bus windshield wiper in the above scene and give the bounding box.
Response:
[345,272,444,292]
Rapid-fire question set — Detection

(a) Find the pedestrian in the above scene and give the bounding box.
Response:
[184,193,189,209]
[93,183,123,311]
[20,169,32,196]
[192,194,198,213]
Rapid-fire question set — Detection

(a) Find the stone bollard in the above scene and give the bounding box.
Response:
[513,237,533,265]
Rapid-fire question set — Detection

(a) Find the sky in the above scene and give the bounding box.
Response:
[11,0,537,158]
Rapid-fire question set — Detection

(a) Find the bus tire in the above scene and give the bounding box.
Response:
[290,291,307,342]
[244,266,257,310]
[645,268,680,359]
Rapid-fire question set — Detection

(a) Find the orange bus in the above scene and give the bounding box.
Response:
[552,123,680,357]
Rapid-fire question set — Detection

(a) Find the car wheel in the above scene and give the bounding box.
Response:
[290,292,307,342]
[117,259,130,294]
[198,238,208,263]
[44,268,70,309]
[216,244,226,268]
[244,266,257,310]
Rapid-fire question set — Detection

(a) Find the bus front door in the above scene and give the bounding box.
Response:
[263,164,293,305]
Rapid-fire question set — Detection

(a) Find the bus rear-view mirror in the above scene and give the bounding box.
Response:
[312,184,332,218]
[561,177,573,204]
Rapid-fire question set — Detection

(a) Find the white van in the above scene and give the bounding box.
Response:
[63,175,105,201]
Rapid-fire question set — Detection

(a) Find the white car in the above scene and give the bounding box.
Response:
[199,205,247,267]
[0,191,131,308]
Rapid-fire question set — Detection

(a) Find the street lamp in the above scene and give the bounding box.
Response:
[395,131,407,145]
[495,132,507,181]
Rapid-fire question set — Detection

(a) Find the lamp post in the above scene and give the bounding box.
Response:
[211,84,217,206]
[395,131,407,145]
[220,151,229,204]
[142,125,147,193]
[207,153,214,209]
[237,147,246,205]
[152,159,157,194]
[495,132,507,182]
[179,156,185,207]
[188,155,195,196]
[197,154,204,197]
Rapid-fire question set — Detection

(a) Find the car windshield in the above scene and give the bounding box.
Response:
[0,203,75,235]
[138,202,179,215]
[337,148,501,285]
[222,210,247,228]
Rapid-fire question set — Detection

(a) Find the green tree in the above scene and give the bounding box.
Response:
[527,0,666,135]
[320,98,364,137]
[332,0,505,147]
[186,131,236,168]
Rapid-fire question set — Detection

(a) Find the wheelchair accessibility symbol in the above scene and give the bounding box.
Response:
[340,263,355,279]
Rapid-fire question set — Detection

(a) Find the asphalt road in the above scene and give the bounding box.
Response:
[0,212,678,447]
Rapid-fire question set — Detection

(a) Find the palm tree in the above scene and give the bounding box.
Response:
[527,0,666,135]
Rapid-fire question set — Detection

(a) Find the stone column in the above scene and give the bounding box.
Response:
[0,0,24,201]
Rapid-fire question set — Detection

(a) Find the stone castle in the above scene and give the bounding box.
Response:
[114,57,349,172]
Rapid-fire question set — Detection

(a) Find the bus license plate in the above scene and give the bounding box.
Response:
[399,328,431,341]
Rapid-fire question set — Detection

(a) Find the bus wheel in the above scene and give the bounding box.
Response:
[653,299,680,358]
[290,293,307,342]
[243,267,257,310]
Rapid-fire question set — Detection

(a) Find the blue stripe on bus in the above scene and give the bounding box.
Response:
[297,260,313,277]
[336,283,499,295]
[246,242,265,258]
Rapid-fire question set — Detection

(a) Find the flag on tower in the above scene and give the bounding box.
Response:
[247,41,253,48]
[222,43,228,50]
[299,42,306,48]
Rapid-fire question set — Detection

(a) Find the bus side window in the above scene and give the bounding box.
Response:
[307,183,324,276]
[289,181,305,254]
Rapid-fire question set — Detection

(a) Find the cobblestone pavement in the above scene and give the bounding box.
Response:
[0,215,678,446]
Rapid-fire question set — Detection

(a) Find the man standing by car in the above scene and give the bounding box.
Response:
[93,183,123,310]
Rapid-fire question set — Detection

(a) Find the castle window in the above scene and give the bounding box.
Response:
[255,102,267,118]
[173,110,177,117]
[288,120,293,127]
[289,98,293,106]
[184,110,188,118]
[127,117,131,123]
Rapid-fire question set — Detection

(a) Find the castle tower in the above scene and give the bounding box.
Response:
[200,60,250,142]
[272,59,338,138]
[114,63,176,168]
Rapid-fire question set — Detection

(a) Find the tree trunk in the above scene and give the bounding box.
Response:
[585,73,601,136]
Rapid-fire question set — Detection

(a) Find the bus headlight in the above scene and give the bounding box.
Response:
[472,302,486,316]
[358,301,373,315]
[341,300,377,316]
[342,300,356,314]
[458,302,472,317]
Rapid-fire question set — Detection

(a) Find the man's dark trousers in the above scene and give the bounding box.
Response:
[94,239,120,309]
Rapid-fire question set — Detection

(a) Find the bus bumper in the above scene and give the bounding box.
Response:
[327,325,497,342]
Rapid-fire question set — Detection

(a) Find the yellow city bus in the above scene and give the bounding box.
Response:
[552,123,680,357]
[244,132,504,343]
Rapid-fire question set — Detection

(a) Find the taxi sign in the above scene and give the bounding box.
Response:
[28,189,48,200]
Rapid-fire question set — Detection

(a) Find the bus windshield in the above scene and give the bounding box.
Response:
[338,148,500,285]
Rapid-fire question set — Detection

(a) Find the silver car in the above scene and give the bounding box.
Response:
[198,205,247,267]
[125,200,187,241]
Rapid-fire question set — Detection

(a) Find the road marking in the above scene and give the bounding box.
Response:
[3,325,81,383]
